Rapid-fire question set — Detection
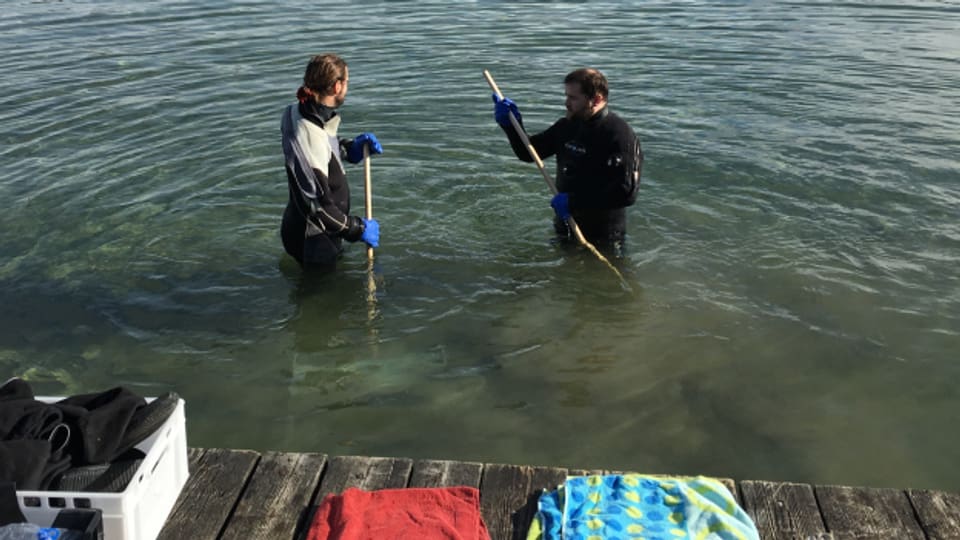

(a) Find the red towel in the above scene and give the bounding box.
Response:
[306,486,491,540]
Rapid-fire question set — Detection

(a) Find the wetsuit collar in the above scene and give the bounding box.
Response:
[571,106,609,128]
[589,105,609,123]
[298,101,338,128]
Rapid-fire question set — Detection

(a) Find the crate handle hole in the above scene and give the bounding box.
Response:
[49,497,66,508]
[74,498,92,508]
[151,448,168,475]
[23,497,40,507]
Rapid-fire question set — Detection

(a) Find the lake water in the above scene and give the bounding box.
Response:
[2,1,959,492]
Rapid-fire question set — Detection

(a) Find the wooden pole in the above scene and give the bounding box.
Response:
[363,146,378,326]
[483,69,629,289]
[364,145,374,262]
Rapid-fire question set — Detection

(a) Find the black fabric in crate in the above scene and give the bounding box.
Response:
[0,379,63,441]
[0,440,71,491]
[0,380,73,490]
[0,378,178,491]
[55,386,146,466]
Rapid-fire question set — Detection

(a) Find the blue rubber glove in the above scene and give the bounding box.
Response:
[346,132,383,164]
[492,93,521,128]
[551,192,571,221]
[361,218,379,248]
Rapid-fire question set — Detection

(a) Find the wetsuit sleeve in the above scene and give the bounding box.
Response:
[501,118,563,162]
[570,122,643,210]
[338,138,352,161]
[307,167,365,242]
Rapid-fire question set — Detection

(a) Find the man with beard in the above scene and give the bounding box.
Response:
[492,68,643,252]
[280,53,381,269]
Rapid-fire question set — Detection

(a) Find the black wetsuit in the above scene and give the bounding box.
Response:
[280,101,364,268]
[502,106,642,246]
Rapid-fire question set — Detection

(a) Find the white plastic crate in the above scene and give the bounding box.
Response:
[16,397,189,540]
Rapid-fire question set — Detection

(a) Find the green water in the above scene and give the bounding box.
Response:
[2,1,959,491]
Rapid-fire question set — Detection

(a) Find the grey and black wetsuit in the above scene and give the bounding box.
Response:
[502,106,642,246]
[280,101,365,268]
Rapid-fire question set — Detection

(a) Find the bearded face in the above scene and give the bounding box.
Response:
[333,67,349,107]
[564,82,594,121]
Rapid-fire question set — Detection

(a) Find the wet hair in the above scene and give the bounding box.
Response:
[303,53,348,95]
[564,68,609,101]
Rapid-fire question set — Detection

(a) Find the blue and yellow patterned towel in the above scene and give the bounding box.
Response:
[527,474,760,540]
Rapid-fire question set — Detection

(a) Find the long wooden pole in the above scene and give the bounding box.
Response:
[363,145,374,262]
[363,146,378,324]
[483,70,628,288]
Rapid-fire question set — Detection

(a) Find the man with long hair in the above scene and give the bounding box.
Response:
[280,53,382,269]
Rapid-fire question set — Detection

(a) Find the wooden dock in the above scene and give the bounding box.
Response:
[156,448,960,540]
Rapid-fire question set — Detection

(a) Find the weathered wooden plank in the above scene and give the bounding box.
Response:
[527,466,567,495]
[511,466,568,540]
[219,452,326,540]
[907,489,960,540]
[715,477,741,504]
[815,485,925,539]
[480,464,534,540]
[156,448,260,540]
[740,480,829,540]
[409,459,483,488]
[313,455,413,504]
[567,469,603,477]
[187,447,206,470]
